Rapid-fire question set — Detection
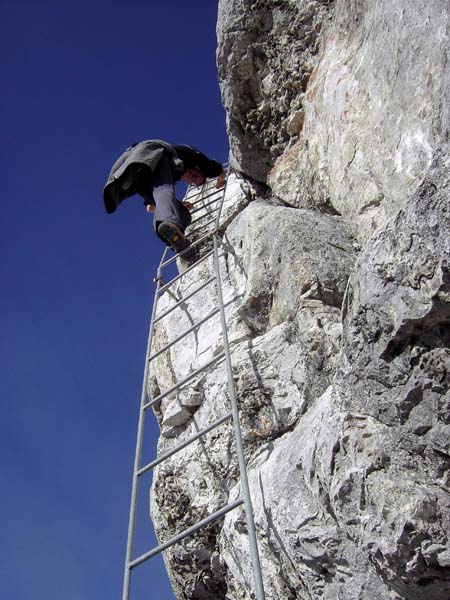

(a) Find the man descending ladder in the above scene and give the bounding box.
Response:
[122,168,266,600]
[103,140,225,262]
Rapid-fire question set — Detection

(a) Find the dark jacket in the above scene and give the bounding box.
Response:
[103,140,222,214]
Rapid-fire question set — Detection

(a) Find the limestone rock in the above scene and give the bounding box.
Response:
[333,151,450,598]
[149,177,357,598]
[269,0,450,242]
[217,0,333,182]
[150,154,450,597]
[147,2,450,599]
[225,200,356,332]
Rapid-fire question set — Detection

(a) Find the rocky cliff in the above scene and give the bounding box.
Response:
[149,1,450,599]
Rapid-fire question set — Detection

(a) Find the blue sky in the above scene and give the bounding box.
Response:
[1,2,228,598]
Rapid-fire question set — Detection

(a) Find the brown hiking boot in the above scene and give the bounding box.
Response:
[157,222,190,253]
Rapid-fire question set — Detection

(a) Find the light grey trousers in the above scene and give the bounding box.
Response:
[146,152,192,241]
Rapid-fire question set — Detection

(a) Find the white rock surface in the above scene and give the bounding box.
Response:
[146,2,450,599]
[268,0,449,243]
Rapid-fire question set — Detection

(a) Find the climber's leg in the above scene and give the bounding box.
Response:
[151,153,192,242]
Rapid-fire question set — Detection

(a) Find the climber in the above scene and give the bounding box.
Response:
[103,140,225,255]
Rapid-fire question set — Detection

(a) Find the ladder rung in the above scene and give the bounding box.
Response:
[185,189,202,201]
[189,195,221,216]
[188,218,219,240]
[159,246,214,291]
[148,307,220,362]
[137,412,232,476]
[176,228,217,254]
[158,184,225,271]
[186,179,224,203]
[128,498,244,569]
[162,218,221,268]
[185,167,228,203]
[143,351,225,410]
[189,210,220,231]
[159,244,212,273]
[153,276,216,324]
[191,187,221,205]
[185,185,209,202]
[185,186,216,204]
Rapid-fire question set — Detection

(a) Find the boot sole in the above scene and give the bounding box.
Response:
[158,222,190,253]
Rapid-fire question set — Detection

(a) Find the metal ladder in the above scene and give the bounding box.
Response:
[123,168,266,600]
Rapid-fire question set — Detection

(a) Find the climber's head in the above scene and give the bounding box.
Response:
[181,166,206,186]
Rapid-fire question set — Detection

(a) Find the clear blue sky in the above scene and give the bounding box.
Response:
[1,1,228,598]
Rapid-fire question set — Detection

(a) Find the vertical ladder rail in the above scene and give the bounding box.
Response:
[213,236,265,600]
[123,253,167,600]
[203,167,265,598]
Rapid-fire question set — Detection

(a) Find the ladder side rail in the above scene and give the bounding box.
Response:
[123,250,169,600]
[137,411,233,476]
[213,236,266,600]
[142,351,226,411]
[153,276,216,324]
[129,498,244,569]
[212,164,232,231]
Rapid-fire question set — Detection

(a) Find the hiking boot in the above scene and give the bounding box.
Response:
[157,222,190,253]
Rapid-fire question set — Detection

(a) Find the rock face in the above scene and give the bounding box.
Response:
[148,1,450,599]
[334,151,450,599]
[268,0,449,243]
[217,0,333,182]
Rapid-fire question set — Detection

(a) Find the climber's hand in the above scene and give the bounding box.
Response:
[216,170,226,189]
[146,204,155,213]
